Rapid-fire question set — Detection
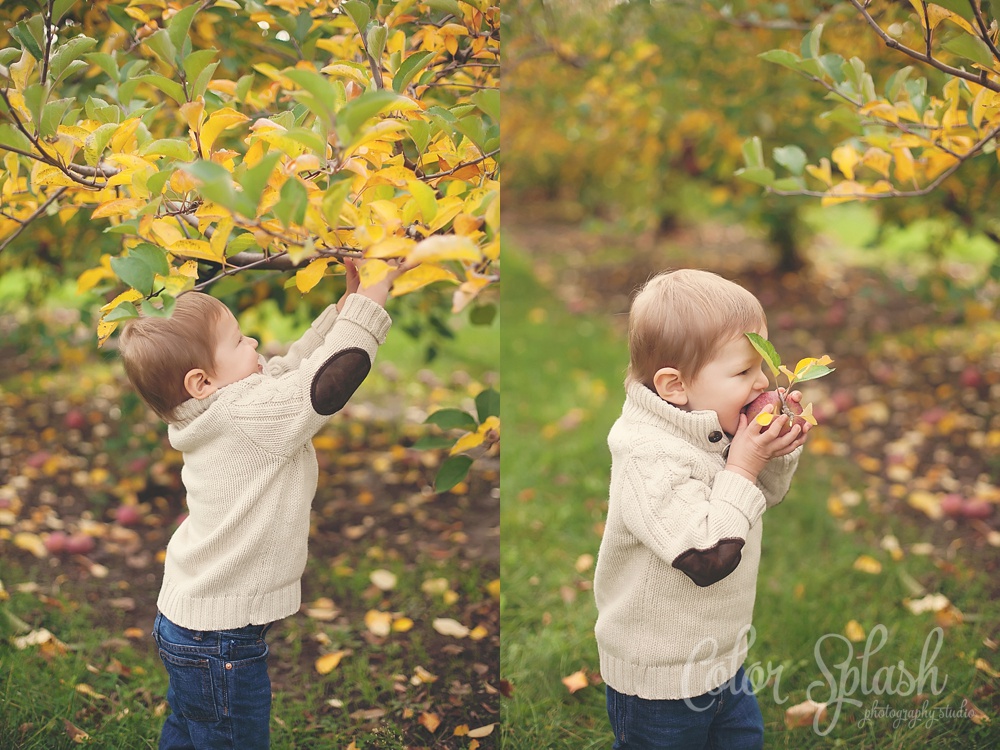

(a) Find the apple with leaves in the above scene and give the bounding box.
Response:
[743,332,834,435]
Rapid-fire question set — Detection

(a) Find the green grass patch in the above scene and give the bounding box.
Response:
[499,242,1000,749]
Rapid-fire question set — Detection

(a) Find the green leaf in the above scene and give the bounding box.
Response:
[131,243,170,277]
[745,332,781,378]
[240,151,281,211]
[52,0,77,23]
[930,0,977,22]
[321,179,353,227]
[140,138,196,161]
[136,74,186,104]
[39,97,74,139]
[800,23,824,60]
[469,303,496,325]
[84,121,119,166]
[409,119,431,153]
[166,3,201,59]
[407,178,438,223]
[110,255,154,296]
[392,50,436,92]
[10,20,44,62]
[475,388,499,421]
[794,364,836,383]
[773,145,807,176]
[183,49,218,87]
[338,89,403,137]
[103,304,140,323]
[343,0,371,33]
[143,29,177,68]
[275,177,308,228]
[191,61,219,99]
[943,34,995,69]
[734,167,775,187]
[435,455,473,493]
[741,136,765,169]
[284,127,328,155]
[757,49,801,73]
[49,36,97,84]
[425,408,478,431]
[0,124,34,154]
[184,160,238,213]
[146,167,175,196]
[427,0,463,17]
[83,52,119,80]
[471,88,499,124]
[366,24,388,61]
[819,53,846,84]
[772,177,806,191]
[235,72,255,102]
[885,66,914,101]
[225,232,259,257]
[411,435,455,450]
[23,84,47,133]
[283,68,340,122]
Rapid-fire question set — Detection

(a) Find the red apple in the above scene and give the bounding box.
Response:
[114,505,142,527]
[743,391,805,437]
[960,365,982,389]
[64,533,95,555]
[44,531,68,554]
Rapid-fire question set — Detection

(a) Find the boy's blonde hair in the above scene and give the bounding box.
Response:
[627,269,766,389]
[118,292,229,421]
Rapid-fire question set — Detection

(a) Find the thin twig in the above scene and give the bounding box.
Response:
[0,186,67,254]
[427,149,499,182]
[969,0,1000,65]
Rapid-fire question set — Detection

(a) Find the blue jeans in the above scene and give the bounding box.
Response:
[606,666,764,750]
[152,612,273,750]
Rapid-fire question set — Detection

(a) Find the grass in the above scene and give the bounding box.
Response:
[499,243,1000,749]
[0,300,499,749]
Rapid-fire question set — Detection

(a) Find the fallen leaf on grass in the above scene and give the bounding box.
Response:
[365,609,392,637]
[304,597,339,621]
[433,618,469,638]
[411,666,438,684]
[392,617,414,632]
[562,670,589,693]
[13,532,47,558]
[13,628,68,655]
[784,699,828,728]
[845,620,866,642]
[123,627,145,639]
[852,555,882,574]
[370,569,397,591]
[468,723,495,737]
[469,625,488,641]
[974,658,1000,679]
[499,679,514,697]
[315,651,346,675]
[418,711,441,732]
[63,719,90,743]
[963,697,990,725]
[75,684,107,700]
[574,553,594,573]
[904,593,951,615]
[349,707,386,721]
[487,578,500,599]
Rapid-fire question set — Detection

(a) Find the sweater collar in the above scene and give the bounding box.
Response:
[623,381,731,454]
[169,391,221,428]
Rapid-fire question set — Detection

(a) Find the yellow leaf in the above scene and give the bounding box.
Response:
[800,402,817,426]
[110,118,142,153]
[97,318,120,348]
[92,198,145,219]
[908,490,943,520]
[358,258,391,288]
[805,157,832,186]
[562,670,589,694]
[467,724,495,738]
[831,145,860,180]
[296,257,332,294]
[784,699,828,729]
[13,532,47,558]
[392,617,414,632]
[450,429,485,456]
[101,289,143,313]
[418,712,441,733]
[407,234,481,264]
[452,275,492,313]
[845,620,866,642]
[392,265,459,297]
[149,218,185,247]
[168,238,224,263]
[75,683,108,700]
[487,579,500,599]
[367,236,415,259]
[77,266,114,294]
[820,180,865,207]
[852,555,882,575]
[32,164,78,188]
[200,108,250,154]
[453,725,469,737]
[210,216,234,259]
[413,666,438,684]
[315,651,346,675]
[469,625,488,640]
[365,609,392,637]
[180,100,206,132]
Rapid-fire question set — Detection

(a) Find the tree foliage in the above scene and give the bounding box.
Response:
[740,0,1000,280]
[0,0,499,345]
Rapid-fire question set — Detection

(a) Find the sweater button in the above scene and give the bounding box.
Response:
[708,431,723,443]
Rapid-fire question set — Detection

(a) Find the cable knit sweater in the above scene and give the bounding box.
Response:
[157,294,391,631]
[594,381,801,700]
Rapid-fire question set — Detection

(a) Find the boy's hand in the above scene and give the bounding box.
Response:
[336,257,361,312]
[726,400,809,483]
[355,257,415,308]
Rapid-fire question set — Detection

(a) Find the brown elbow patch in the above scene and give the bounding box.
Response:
[673,538,746,587]
[310,348,371,415]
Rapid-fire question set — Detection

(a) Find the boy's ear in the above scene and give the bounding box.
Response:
[652,367,688,405]
[183,368,216,400]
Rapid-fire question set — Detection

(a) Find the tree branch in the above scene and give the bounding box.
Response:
[0,186,67,254]
[848,0,1000,93]
[41,0,54,85]
[969,0,1000,65]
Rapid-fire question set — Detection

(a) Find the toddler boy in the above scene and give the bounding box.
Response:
[118,259,402,750]
[594,269,810,749]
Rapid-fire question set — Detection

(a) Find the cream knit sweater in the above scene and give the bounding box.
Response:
[158,294,391,631]
[594,382,801,700]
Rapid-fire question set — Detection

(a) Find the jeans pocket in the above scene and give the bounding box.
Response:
[606,686,629,746]
[158,649,220,722]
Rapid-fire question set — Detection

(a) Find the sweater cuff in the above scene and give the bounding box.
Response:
[337,294,392,344]
[715,469,767,527]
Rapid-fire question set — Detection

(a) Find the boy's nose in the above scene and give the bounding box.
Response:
[754,370,769,391]
[250,338,259,348]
